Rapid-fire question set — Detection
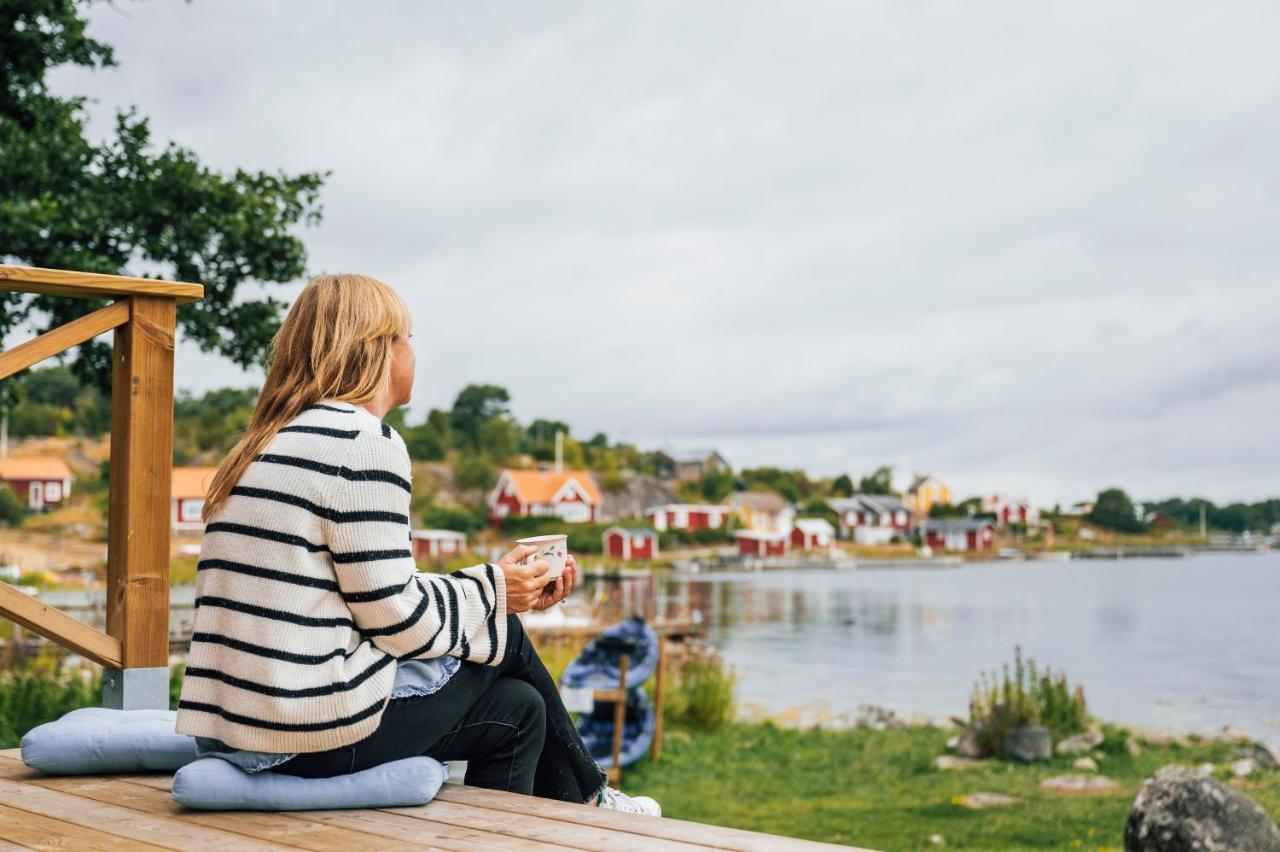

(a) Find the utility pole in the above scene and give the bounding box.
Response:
[554,430,564,473]
[1199,503,1207,541]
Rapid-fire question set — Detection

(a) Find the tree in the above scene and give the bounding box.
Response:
[449,385,510,450]
[832,473,854,498]
[1,0,327,393]
[0,485,25,527]
[858,466,894,495]
[1087,488,1145,533]
[479,416,521,463]
[453,453,497,492]
[405,408,451,461]
[523,418,572,461]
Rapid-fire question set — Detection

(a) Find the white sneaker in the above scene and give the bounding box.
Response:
[596,786,661,817]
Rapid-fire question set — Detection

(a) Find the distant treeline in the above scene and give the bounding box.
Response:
[1,365,1275,534]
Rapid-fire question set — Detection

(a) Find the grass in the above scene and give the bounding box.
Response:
[619,723,1280,851]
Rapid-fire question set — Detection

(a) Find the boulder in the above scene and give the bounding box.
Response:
[950,726,984,759]
[953,792,1019,810]
[1232,759,1256,779]
[1237,743,1279,771]
[1003,725,1052,762]
[934,755,987,771]
[1057,729,1105,755]
[1125,765,1280,851]
[1074,757,1099,772]
[1040,774,1121,794]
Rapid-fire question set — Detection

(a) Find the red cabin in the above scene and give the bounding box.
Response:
[603,527,658,561]
[487,468,602,524]
[643,503,729,532]
[0,457,74,512]
[790,518,835,550]
[921,519,996,552]
[412,529,467,562]
[736,530,787,558]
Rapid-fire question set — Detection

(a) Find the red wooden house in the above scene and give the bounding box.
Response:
[920,519,996,552]
[981,495,1040,528]
[643,503,729,532]
[487,469,603,524]
[411,529,468,561]
[790,518,835,550]
[0,457,74,511]
[603,527,659,561]
[171,466,217,533]
[735,530,787,558]
[827,495,913,544]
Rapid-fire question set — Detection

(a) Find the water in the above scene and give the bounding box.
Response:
[648,553,1280,745]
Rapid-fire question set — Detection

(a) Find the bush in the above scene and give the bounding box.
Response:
[419,504,488,534]
[662,648,736,731]
[968,646,1087,757]
[0,668,100,748]
[454,453,497,491]
[0,484,25,527]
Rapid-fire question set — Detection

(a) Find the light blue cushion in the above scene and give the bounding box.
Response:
[21,707,199,774]
[172,755,447,811]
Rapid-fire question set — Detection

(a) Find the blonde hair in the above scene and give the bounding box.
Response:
[202,273,411,522]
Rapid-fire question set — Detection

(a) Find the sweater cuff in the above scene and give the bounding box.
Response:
[487,562,508,666]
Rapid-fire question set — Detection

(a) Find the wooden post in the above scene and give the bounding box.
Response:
[608,654,629,786]
[103,295,175,710]
[651,635,666,763]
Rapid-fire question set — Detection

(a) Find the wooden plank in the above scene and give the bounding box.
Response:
[289,808,567,852]
[387,798,704,851]
[0,776,285,851]
[652,636,667,762]
[0,580,122,668]
[107,295,176,671]
[611,655,629,780]
[0,265,203,304]
[435,785,864,852]
[0,300,130,381]
[0,800,170,851]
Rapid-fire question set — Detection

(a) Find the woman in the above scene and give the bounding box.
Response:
[174,273,660,815]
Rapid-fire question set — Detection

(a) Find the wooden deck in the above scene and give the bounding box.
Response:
[0,749,867,851]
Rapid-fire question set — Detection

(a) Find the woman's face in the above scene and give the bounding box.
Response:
[389,328,415,406]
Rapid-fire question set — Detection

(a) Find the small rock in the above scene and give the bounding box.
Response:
[953,792,1020,810]
[1133,727,1175,748]
[1238,742,1280,771]
[945,734,959,751]
[1197,763,1215,776]
[934,755,987,771]
[928,834,946,846]
[1039,774,1121,794]
[1233,758,1257,778]
[1003,725,1052,762]
[1217,725,1254,744]
[1073,756,1099,772]
[1125,765,1280,851]
[1056,729,1104,755]
[1127,738,1143,758]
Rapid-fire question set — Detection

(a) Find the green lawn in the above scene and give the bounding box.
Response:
[619,723,1280,851]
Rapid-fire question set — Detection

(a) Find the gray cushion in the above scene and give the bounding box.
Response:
[171,755,447,811]
[21,707,199,774]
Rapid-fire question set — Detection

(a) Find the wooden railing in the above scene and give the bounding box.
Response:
[0,265,203,709]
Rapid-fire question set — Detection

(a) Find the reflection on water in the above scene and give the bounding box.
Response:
[585,553,1280,745]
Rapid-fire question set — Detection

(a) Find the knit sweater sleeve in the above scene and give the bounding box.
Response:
[325,429,508,666]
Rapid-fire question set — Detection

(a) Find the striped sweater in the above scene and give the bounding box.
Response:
[174,399,507,753]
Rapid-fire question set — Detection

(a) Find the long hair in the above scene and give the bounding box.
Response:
[201,273,411,522]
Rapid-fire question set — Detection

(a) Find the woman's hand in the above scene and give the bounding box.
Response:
[531,553,578,611]
[498,544,550,614]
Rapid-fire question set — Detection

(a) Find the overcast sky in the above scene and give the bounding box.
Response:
[35,1,1280,505]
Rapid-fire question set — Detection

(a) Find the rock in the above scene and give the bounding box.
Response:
[1128,738,1143,758]
[1057,729,1104,755]
[1003,725,1052,762]
[928,834,946,846]
[952,726,984,759]
[1074,756,1099,772]
[1232,758,1257,778]
[934,755,987,771]
[1125,765,1280,851]
[1039,774,1121,794]
[1197,763,1215,776]
[953,792,1019,810]
[1238,743,1279,771]
[1216,725,1254,744]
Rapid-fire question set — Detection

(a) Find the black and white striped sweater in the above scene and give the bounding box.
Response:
[174,399,507,753]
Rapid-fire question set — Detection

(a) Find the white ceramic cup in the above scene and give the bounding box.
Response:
[516,534,568,581]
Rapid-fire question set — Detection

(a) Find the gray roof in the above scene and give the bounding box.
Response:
[921,518,993,532]
[828,494,910,515]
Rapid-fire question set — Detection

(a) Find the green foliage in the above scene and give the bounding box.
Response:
[1,364,110,437]
[1088,487,1145,533]
[173,386,257,460]
[0,484,25,526]
[449,384,510,450]
[404,408,451,461]
[739,467,812,502]
[419,503,488,534]
[858,465,895,495]
[479,416,521,463]
[453,452,497,491]
[698,467,736,502]
[0,668,99,748]
[662,650,737,731]
[0,0,326,393]
[831,473,854,497]
[968,646,1087,757]
[523,419,572,461]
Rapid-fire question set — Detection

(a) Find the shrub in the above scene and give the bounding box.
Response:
[419,504,488,534]
[0,484,24,527]
[662,648,736,731]
[0,668,100,748]
[968,646,1087,756]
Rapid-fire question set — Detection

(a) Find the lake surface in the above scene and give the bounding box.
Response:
[647,553,1279,746]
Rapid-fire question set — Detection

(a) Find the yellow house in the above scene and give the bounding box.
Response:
[905,474,951,518]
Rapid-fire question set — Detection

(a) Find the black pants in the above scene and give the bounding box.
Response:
[270,614,607,803]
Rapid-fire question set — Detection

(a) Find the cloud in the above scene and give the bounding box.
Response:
[32,0,1280,504]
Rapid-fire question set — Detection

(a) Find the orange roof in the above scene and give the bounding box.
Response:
[499,469,602,505]
[172,466,219,500]
[0,457,73,481]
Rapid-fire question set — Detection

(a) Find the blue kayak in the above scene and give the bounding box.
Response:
[560,616,660,690]
[575,687,656,770]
